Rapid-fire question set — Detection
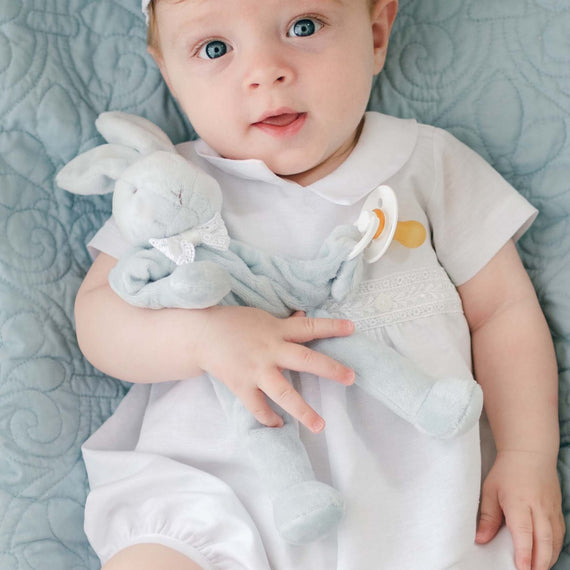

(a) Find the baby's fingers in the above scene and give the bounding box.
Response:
[476,488,503,544]
[259,372,326,433]
[280,343,355,386]
[551,512,565,568]
[505,506,534,570]
[237,387,284,429]
[284,315,354,343]
[532,513,554,570]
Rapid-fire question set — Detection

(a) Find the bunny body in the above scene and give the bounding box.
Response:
[57,112,484,544]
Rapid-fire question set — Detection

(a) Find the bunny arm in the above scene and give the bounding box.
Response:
[229,223,362,306]
[109,246,232,310]
[191,223,362,318]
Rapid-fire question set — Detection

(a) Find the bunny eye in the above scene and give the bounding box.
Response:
[172,189,183,206]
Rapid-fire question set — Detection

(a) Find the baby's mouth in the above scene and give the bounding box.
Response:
[258,113,303,127]
[252,110,307,136]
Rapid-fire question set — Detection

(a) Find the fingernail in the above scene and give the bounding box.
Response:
[312,418,325,433]
[475,530,488,543]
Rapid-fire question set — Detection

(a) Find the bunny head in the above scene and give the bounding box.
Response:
[56,111,223,247]
[112,151,222,246]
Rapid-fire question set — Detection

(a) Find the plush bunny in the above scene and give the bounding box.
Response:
[57,112,484,545]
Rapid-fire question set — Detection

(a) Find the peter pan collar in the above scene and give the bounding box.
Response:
[194,112,418,206]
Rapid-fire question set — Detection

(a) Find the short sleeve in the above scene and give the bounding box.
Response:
[426,128,537,286]
[87,216,132,261]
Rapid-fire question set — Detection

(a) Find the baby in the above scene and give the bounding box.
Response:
[76,1,564,569]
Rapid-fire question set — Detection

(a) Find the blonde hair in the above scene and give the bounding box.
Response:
[147,0,159,52]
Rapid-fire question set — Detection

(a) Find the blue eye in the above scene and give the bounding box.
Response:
[288,18,322,38]
[199,40,229,59]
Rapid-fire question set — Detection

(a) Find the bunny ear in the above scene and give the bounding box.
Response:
[95,111,176,155]
[56,144,140,195]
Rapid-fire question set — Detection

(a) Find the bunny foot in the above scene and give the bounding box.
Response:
[273,481,344,545]
[415,377,484,439]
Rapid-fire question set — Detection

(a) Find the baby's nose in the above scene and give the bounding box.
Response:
[248,72,287,90]
[243,49,294,91]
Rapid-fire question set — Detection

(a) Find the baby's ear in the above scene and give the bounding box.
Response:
[56,144,140,195]
[96,111,176,155]
[371,0,398,74]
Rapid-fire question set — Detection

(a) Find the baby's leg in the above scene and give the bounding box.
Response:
[103,544,203,570]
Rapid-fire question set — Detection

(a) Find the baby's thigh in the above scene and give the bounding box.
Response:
[102,544,203,570]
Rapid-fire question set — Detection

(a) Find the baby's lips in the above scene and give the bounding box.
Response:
[258,113,302,127]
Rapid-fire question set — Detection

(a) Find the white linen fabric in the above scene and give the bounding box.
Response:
[83,112,536,569]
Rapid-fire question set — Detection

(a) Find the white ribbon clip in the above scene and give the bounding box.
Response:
[149,212,230,265]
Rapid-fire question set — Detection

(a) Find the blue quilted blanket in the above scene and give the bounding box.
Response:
[0,1,569,568]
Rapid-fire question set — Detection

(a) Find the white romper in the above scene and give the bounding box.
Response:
[83,112,537,570]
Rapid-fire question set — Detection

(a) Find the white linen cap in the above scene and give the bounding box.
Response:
[142,0,151,23]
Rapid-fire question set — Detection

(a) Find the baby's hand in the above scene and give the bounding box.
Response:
[476,450,565,570]
[195,305,355,432]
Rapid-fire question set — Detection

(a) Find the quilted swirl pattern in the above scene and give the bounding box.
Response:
[0,1,568,568]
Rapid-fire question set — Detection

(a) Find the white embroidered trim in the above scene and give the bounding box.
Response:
[323,267,463,331]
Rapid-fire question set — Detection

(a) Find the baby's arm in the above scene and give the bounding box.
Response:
[75,252,356,432]
[458,240,564,570]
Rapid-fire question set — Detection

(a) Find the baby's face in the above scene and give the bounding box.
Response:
[152,0,395,185]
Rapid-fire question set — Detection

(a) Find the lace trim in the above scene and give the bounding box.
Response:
[149,212,230,266]
[323,267,463,331]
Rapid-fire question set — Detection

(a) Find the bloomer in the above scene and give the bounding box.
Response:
[84,450,271,569]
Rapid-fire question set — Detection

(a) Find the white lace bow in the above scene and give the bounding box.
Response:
[149,212,230,265]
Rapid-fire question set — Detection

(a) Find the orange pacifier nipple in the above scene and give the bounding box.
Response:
[372,209,386,239]
[372,209,426,249]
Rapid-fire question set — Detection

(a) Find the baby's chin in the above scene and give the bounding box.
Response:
[224,151,326,186]
[276,165,321,187]
[216,143,342,186]
[274,153,350,187]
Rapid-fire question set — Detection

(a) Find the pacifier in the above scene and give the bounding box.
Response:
[348,185,427,263]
